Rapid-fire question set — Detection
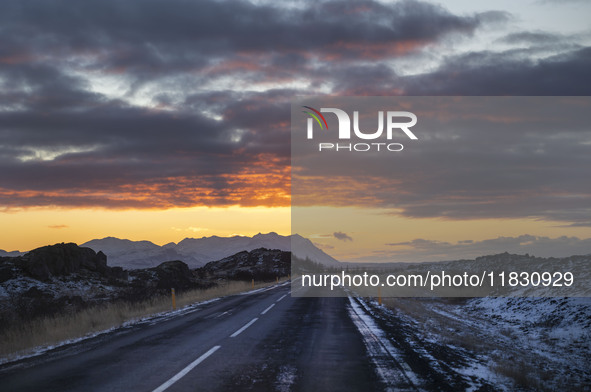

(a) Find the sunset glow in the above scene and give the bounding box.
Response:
[1,206,290,252]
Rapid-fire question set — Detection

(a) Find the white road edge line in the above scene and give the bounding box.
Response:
[261,303,275,315]
[276,294,287,302]
[152,345,221,392]
[230,318,258,338]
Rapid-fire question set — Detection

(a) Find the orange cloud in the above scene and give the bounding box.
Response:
[0,155,290,210]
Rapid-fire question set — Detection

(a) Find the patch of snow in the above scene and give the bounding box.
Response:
[275,365,297,392]
[453,362,510,392]
[370,295,591,390]
[347,296,421,391]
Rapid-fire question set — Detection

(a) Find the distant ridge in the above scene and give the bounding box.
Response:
[0,249,25,257]
[82,232,340,269]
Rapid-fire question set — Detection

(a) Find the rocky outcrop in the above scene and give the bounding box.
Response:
[0,244,290,326]
[196,248,290,281]
[153,261,193,289]
[20,243,109,280]
[0,243,130,324]
[128,260,199,297]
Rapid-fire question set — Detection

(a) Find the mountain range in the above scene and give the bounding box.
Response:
[0,249,24,258]
[81,232,340,269]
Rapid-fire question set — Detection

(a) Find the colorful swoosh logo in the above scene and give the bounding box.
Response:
[302,106,328,130]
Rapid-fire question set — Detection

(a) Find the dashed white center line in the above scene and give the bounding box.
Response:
[230,318,258,338]
[261,303,275,315]
[153,290,290,390]
[152,345,221,392]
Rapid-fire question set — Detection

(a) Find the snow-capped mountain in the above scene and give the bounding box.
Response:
[81,237,193,269]
[169,232,292,263]
[82,232,340,269]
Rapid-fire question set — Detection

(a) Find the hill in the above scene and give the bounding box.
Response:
[82,232,339,269]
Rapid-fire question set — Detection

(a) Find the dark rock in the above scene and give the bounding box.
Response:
[22,286,53,299]
[20,243,111,280]
[197,248,290,282]
[109,266,128,281]
[124,259,201,301]
[0,257,17,283]
[153,260,193,290]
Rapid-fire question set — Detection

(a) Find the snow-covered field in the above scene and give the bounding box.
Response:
[349,295,591,391]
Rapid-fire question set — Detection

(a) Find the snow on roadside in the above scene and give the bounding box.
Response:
[347,296,421,391]
[1,282,288,367]
[275,364,297,392]
[352,296,513,391]
[0,296,221,367]
[376,296,591,390]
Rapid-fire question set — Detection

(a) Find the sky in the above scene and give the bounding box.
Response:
[291,96,591,262]
[1,0,590,259]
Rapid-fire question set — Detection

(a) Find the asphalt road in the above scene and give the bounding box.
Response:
[0,283,388,392]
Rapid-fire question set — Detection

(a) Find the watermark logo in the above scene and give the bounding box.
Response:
[301,106,418,152]
[302,106,328,132]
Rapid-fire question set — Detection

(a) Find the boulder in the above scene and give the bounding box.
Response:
[152,260,194,290]
[21,243,110,280]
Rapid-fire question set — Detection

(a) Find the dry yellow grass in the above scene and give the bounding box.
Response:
[0,279,286,362]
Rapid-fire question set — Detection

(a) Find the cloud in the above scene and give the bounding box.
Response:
[292,96,591,227]
[385,235,591,261]
[0,0,482,80]
[5,0,483,209]
[1,0,590,211]
[187,227,208,233]
[333,232,353,242]
[0,82,292,208]
[47,224,68,229]
[313,242,335,250]
[404,47,591,95]
[536,0,587,3]
[497,31,565,45]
